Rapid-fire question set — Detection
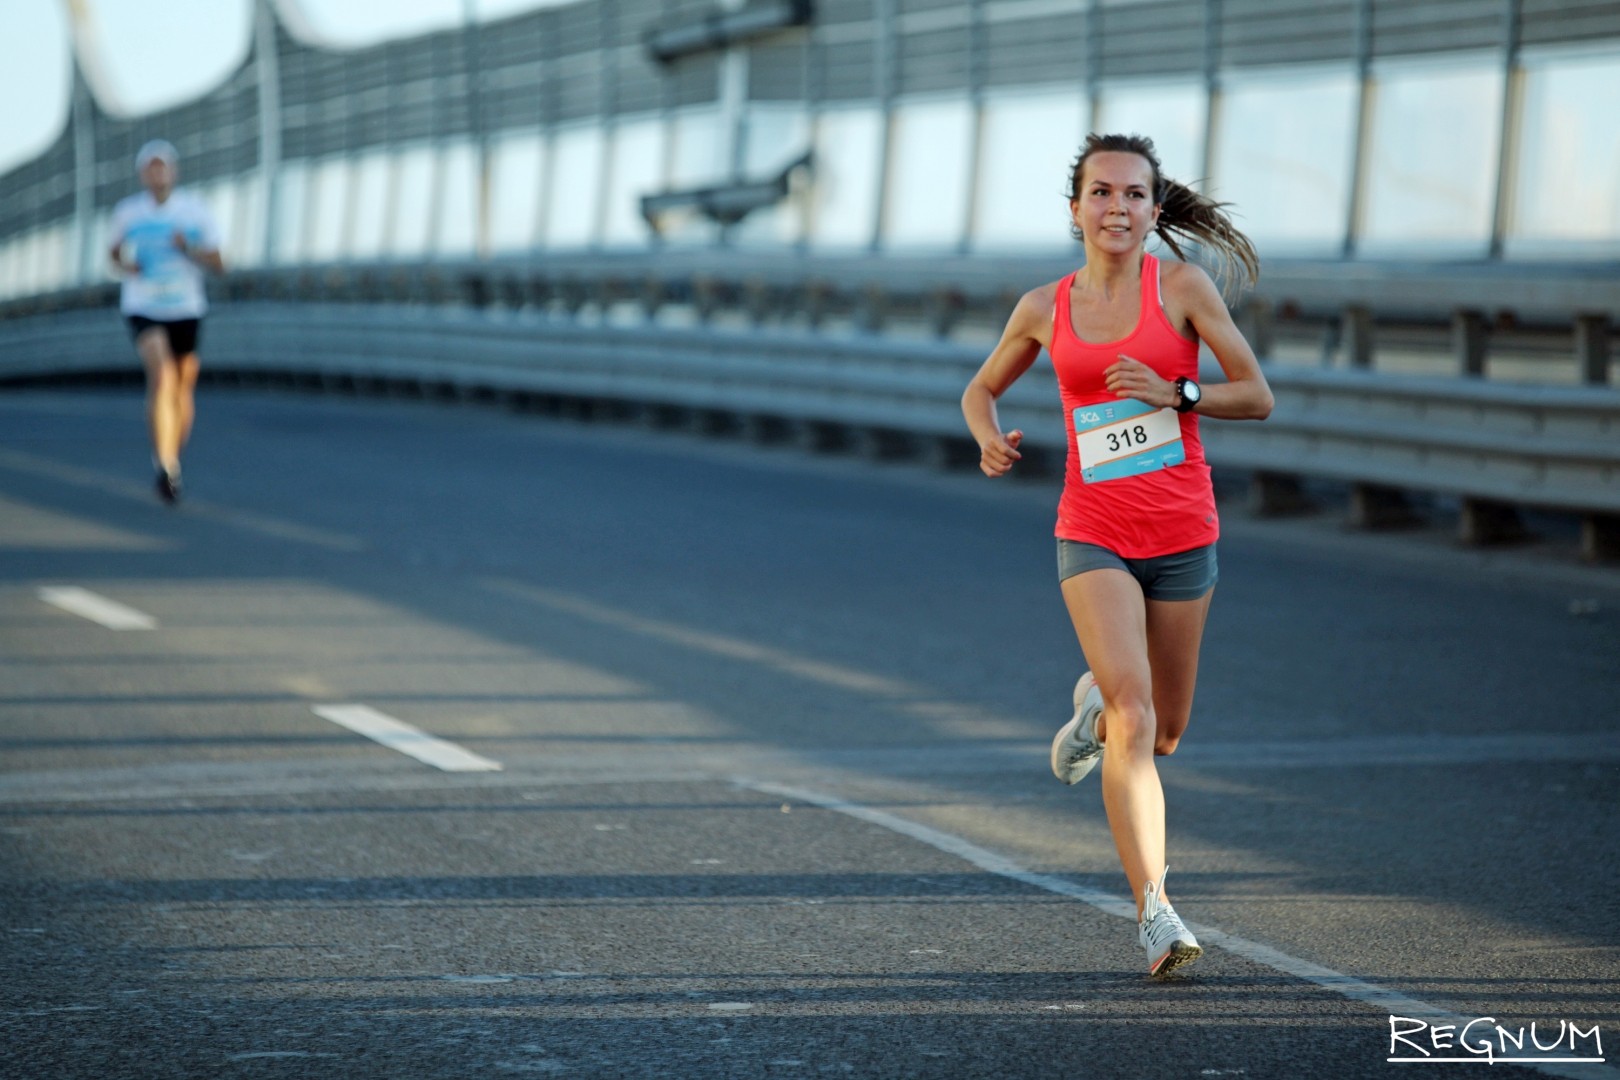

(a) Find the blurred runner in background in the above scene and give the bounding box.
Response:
[108,139,224,505]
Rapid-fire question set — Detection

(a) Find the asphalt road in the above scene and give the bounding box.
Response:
[0,387,1616,1080]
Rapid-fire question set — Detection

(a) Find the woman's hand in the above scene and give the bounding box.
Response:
[1105,354,1177,408]
[962,283,1051,478]
[979,429,1023,478]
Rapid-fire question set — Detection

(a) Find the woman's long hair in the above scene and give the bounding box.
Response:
[1067,133,1259,300]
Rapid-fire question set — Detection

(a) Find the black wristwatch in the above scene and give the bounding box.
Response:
[1174,377,1201,413]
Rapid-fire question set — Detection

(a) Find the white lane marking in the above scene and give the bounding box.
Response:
[738,779,1620,1080]
[38,586,156,630]
[312,704,502,773]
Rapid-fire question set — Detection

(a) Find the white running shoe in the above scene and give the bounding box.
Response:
[1049,671,1104,785]
[1139,868,1202,977]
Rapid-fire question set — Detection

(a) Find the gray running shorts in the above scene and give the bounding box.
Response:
[1057,539,1218,601]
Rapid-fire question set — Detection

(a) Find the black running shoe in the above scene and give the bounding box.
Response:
[156,468,181,505]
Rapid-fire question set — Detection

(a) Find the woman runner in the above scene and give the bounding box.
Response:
[961,133,1273,977]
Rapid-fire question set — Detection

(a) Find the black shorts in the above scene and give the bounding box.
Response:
[127,316,202,358]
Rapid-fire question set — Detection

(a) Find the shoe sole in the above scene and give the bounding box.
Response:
[1148,940,1203,978]
[1049,672,1102,784]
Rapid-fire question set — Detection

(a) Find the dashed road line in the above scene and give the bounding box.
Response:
[312,703,502,773]
[38,586,156,630]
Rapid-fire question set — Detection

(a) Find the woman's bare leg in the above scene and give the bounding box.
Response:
[1144,591,1213,755]
[1061,570,1215,916]
[1061,568,1164,917]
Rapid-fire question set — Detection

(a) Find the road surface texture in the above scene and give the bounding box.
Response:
[1,388,1616,1080]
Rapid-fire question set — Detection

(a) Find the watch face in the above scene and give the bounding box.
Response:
[1184,380,1200,403]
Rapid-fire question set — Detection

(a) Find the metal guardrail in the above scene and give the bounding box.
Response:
[2,294,1617,561]
[3,253,1615,383]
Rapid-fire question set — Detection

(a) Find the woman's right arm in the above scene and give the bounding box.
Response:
[961,286,1052,478]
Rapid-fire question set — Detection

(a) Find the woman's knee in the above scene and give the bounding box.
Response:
[1102,697,1157,755]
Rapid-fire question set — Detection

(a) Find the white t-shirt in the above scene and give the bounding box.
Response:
[110,188,221,320]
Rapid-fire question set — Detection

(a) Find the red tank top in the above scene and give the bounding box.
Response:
[1050,253,1218,557]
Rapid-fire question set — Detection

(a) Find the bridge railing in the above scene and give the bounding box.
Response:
[7,252,1613,381]
[2,254,1617,560]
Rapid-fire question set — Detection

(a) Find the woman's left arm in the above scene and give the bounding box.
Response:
[1103,263,1273,420]
[1173,264,1273,421]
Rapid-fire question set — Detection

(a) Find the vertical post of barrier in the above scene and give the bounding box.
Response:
[60,0,103,288]
[70,69,97,286]
[595,0,620,252]
[791,0,813,253]
[255,0,283,267]
[1454,309,1488,377]
[1241,297,1274,361]
[425,29,453,258]
[958,0,985,256]
[1488,0,1523,259]
[1200,0,1221,197]
[534,9,557,252]
[1575,315,1612,386]
[380,48,406,261]
[1581,515,1620,563]
[870,0,897,254]
[717,0,748,247]
[461,0,490,260]
[1085,0,1102,134]
[1342,0,1373,258]
[1342,305,1373,370]
[800,0,824,253]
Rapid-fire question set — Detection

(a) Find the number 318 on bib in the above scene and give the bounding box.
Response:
[1073,402,1186,484]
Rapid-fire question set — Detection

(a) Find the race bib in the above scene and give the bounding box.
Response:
[126,220,188,305]
[1074,398,1185,484]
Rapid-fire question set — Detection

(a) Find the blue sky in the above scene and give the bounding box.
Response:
[0,0,568,176]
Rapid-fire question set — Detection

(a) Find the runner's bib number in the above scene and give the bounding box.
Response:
[1074,398,1185,484]
[126,220,190,307]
